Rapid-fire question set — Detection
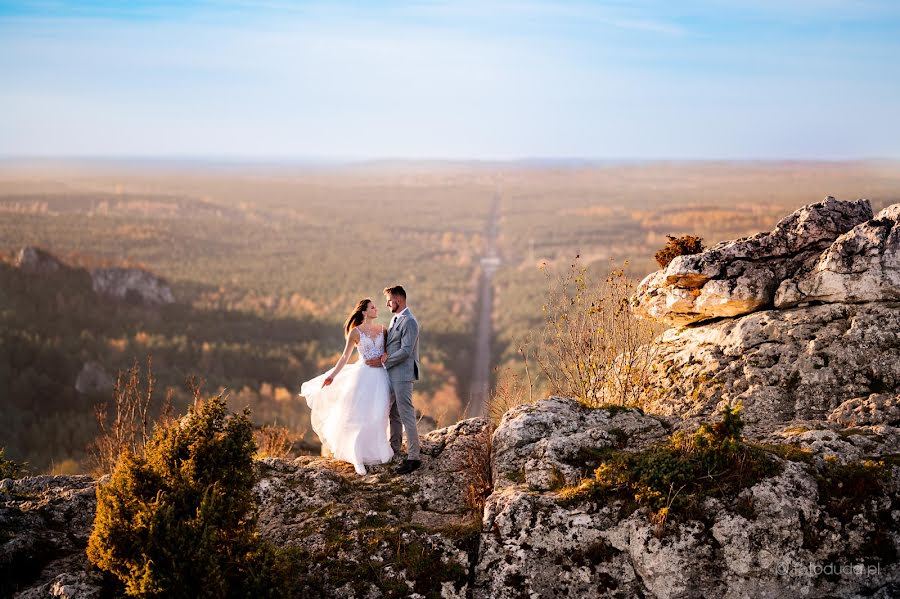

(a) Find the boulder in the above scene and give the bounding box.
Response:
[828,393,900,428]
[633,197,873,326]
[74,362,114,395]
[253,417,492,596]
[491,397,667,492]
[474,398,900,599]
[0,475,103,598]
[776,204,900,307]
[14,246,65,275]
[90,267,175,305]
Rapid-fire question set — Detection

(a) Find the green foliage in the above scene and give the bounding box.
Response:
[559,405,780,527]
[816,457,892,521]
[654,234,705,268]
[86,394,275,598]
[0,447,27,479]
[753,441,814,463]
[813,456,898,566]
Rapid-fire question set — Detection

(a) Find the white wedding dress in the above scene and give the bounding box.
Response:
[300,328,393,473]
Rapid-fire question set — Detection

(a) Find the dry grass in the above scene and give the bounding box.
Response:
[254,423,295,459]
[463,425,494,516]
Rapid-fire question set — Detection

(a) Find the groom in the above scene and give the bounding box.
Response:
[366,285,421,474]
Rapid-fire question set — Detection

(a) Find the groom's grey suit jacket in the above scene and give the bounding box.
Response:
[384,309,420,382]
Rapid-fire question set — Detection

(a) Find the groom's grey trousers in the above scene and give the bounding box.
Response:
[388,378,419,460]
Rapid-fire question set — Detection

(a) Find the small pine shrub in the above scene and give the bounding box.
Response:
[654,235,704,269]
[0,448,27,479]
[87,394,275,598]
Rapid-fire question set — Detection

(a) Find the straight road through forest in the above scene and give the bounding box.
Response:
[466,194,500,417]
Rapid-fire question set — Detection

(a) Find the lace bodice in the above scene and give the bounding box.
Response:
[357,327,385,360]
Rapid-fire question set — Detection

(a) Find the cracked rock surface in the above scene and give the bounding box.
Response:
[776,204,900,307]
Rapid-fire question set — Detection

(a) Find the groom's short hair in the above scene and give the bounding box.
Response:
[383,285,406,299]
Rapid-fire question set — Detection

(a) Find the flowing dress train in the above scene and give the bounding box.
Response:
[300,329,393,469]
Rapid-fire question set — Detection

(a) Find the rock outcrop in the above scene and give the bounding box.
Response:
[633,197,873,326]
[2,419,492,598]
[478,399,900,599]
[642,301,900,429]
[90,267,175,305]
[13,246,176,306]
[14,246,65,275]
[7,399,898,598]
[74,362,115,395]
[635,197,900,433]
[776,204,900,307]
[0,475,104,598]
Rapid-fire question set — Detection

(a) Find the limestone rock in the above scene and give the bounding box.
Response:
[0,475,102,598]
[15,571,105,599]
[764,421,900,465]
[492,397,668,492]
[641,301,900,431]
[474,398,900,599]
[14,246,65,274]
[91,267,175,305]
[776,204,900,307]
[253,418,492,597]
[4,404,900,598]
[633,197,873,326]
[476,487,647,598]
[828,394,900,428]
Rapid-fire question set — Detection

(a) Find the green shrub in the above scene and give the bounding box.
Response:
[817,457,891,520]
[0,447,27,479]
[86,394,276,598]
[654,235,704,269]
[559,405,779,527]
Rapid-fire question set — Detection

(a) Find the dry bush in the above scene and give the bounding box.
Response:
[486,347,536,425]
[254,423,294,459]
[654,235,704,269]
[91,357,174,475]
[533,257,666,408]
[463,425,494,516]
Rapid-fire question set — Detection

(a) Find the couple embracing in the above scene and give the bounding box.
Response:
[300,286,421,476]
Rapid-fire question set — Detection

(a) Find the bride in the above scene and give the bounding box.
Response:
[300,298,393,475]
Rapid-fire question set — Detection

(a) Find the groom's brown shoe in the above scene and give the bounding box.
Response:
[395,459,421,475]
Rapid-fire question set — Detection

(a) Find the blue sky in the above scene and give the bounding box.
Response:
[1,0,898,160]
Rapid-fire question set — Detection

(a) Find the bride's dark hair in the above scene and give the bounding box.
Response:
[344,298,372,336]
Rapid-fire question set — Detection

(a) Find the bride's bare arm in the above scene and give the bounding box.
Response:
[324,328,359,386]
